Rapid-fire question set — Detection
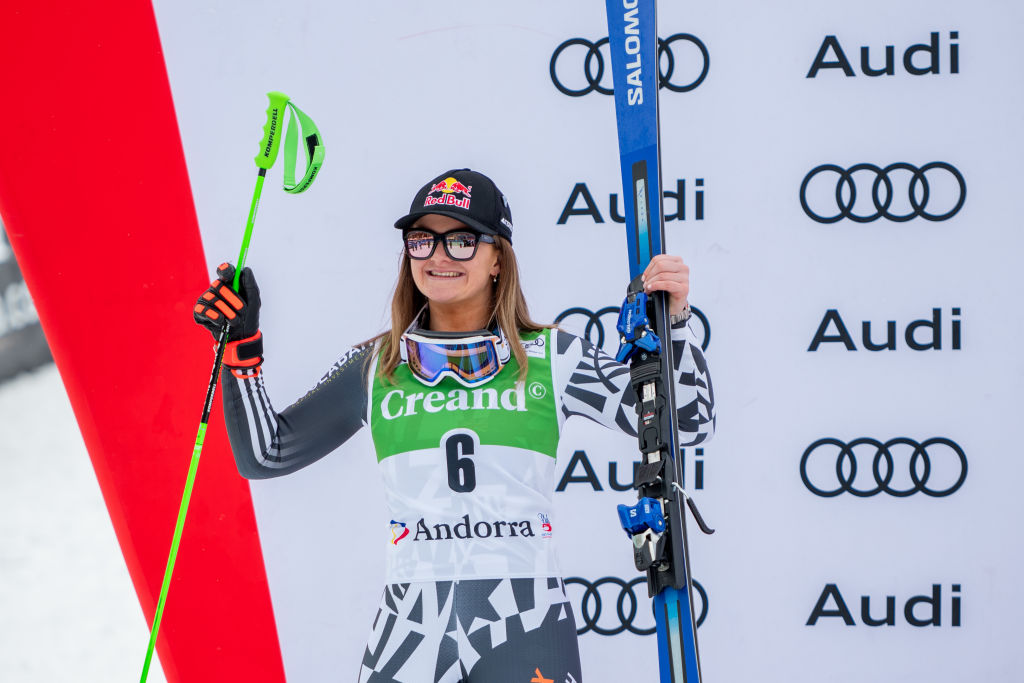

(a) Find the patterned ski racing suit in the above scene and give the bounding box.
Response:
[220,324,714,682]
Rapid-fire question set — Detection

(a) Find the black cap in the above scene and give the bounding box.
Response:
[394,168,514,243]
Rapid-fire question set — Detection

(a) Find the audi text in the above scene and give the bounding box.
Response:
[808,308,962,352]
[807,583,961,627]
[807,31,959,78]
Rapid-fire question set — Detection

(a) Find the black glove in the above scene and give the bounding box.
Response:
[193,263,264,375]
[193,262,261,339]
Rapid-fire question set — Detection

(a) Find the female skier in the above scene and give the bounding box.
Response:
[193,168,715,683]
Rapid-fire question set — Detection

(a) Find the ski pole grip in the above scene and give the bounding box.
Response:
[254,91,290,170]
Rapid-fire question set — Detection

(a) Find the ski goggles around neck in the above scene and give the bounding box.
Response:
[403,228,496,261]
[399,326,511,387]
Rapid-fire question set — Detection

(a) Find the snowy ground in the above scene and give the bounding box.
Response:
[0,364,167,682]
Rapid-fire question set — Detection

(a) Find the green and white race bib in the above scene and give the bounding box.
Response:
[369,329,562,581]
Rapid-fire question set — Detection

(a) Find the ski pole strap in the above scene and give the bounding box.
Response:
[281,99,325,194]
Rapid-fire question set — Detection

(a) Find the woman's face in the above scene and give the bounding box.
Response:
[407,213,499,311]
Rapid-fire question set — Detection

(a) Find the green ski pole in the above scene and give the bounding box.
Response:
[140,91,323,683]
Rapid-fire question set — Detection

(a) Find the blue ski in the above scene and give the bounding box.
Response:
[603,1,714,681]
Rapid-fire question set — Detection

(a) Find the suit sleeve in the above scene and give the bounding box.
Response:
[553,318,715,446]
[220,345,373,479]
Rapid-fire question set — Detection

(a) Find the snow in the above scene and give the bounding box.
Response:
[0,363,167,682]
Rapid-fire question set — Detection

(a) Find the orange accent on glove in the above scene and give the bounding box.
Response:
[223,330,263,367]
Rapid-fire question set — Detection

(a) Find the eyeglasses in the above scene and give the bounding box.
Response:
[403,228,495,261]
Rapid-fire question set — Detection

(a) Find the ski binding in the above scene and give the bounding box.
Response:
[615,276,661,363]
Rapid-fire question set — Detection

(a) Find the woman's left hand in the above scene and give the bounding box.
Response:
[641,254,690,316]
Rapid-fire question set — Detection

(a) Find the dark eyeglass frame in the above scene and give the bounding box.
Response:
[403,227,496,261]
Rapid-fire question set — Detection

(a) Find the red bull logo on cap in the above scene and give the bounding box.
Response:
[424,176,472,210]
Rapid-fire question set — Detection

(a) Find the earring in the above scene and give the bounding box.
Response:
[492,274,499,283]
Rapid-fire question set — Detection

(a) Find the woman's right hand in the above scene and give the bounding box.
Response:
[193,262,261,340]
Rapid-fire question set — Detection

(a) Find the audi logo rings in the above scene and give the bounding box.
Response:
[800,162,966,223]
[555,306,620,350]
[550,34,710,97]
[565,576,708,636]
[555,305,710,353]
[800,437,968,498]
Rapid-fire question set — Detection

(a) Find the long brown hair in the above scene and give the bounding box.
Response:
[370,236,551,384]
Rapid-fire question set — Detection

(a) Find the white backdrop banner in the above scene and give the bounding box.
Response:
[151,1,1023,680]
